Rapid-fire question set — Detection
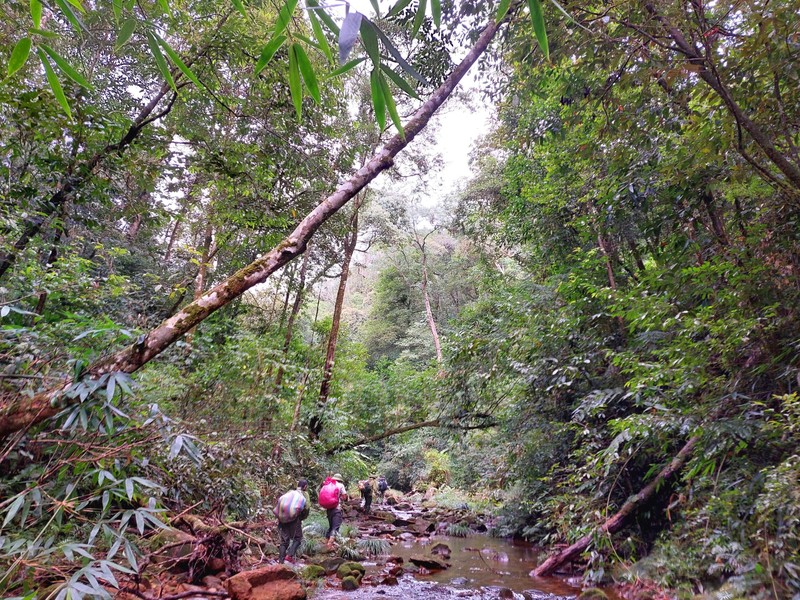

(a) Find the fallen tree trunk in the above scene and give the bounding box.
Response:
[0,17,502,439]
[532,436,699,577]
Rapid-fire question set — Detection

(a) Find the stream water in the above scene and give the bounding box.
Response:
[310,533,585,599]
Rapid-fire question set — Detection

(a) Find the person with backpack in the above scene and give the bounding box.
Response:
[274,478,310,564]
[318,473,347,549]
[359,478,374,514]
[377,475,389,504]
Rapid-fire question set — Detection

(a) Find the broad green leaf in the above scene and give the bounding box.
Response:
[145,31,176,92]
[254,35,286,75]
[156,34,203,89]
[380,64,419,99]
[307,0,339,35]
[38,49,72,120]
[53,0,86,31]
[293,43,321,103]
[288,44,303,120]
[378,70,403,137]
[307,7,333,63]
[65,0,86,13]
[115,18,136,50]
[2,494,25,527]
[527,0,549,60]
[495,0,512,22]
[7,38,32,77]
[29,28,59,39]
[125,478,134,500]
[370,68,386,130]
[430,0,441,27]
[372,25,428,84]
[411,0,427,39]
[388,0,413,17]
[41,44,93,89]
[106,375,116,403]
[325,56,365,78]
[231,0,247,17]
[360,20,380,66]
[30,0,43,28]
[274,0,300,38]
[339,11,362,64]
[157,0,171,16]
[112,0,122,23]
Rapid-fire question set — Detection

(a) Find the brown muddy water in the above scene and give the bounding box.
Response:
[309,534,586,599]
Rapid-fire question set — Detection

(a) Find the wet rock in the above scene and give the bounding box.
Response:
[381,576,399,586]
[342,576,360,590]
[397,532,416,541]
[202,575,224,589]
[393,517,416,527]
[386,555,404,564]
[388,565,404,576]
[318,557,348,574]
[207,557,226,573]
[409,555,449,570]
[431,543,451,557]
[450,577,469,586]
[497,588,515,599]
[481,548,509,562]
[300,565,326,580]
[226,565,306,600]
[336,561,366,582]
[577,588,607,600]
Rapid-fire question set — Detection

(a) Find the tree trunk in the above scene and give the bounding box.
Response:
[0,17,502,439]
[274,244,311,390]
[164,217,182,263]
[185,217,214,345]
[532,436,699,577]
[311,198,362,438]
[416,232,443,364]
[290,288,323,432]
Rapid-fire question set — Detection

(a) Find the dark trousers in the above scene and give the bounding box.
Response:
[278,518,303,562]
[325,508,343,539]
[362,491,372,513]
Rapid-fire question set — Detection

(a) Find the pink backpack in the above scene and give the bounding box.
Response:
[319,477,341,509]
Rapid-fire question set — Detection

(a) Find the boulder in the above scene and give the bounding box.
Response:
[409,555,449,570]
[317,557,348,574]
[381,576,399,586]
[578,588,608,600]
[226,565,306,600]
[341,576,360,590]
[300,565,326,580]
[392,517,416,527]
[336,561,366,582]
[430,542,451,557]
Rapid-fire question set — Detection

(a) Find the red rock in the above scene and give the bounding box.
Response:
[226,565,306,600]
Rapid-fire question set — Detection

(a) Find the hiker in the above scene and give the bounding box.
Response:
[274,478,310,564]
[359,477,375,514]
[319,473,347,548]
[377,475,389,504]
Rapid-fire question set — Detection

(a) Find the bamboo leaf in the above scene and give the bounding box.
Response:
[145,31,176,92]
[380,64,419,99]
[106,375,116,403]
[388,0,413,17]
[274,0,299,38]
[527,0,549,60]
[307,0,338,35]
[231,0,247,17]
[29,28,59,39]
[38,49,72,120]
[339,11,362,64]
[359,19,380,66]
[30,0,43,28]
[370,68,386,130]
[307,7,333,63]
[378,70,403,137]
[41,44,93,89]
[495,0,512,23]
[3,494,25,528]
[65,0,86,13]
[372,24,428,84]
[430,0,441,27]
[288,44,303,120]
[157,0,171,16]
[53,0,86,31]
[112,0,122,23]
[369,0,380,16]
[156,34,203,89]
[293,43,320,103]
[324,56,365,78]
[7,38,32,77]
[254,35,286,75]
[115,18,136,51]
[411,0,427,39]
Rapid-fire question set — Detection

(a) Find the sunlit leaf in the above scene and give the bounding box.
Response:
[380,64,418,99]
[274,0,299,38]
[157,0,171,16]
[293,43,320,103]
[231,0,247,17]
[30,0,43,28]
[40,44,93,89]
[378,70,403,137]
[7,38,32,77]
[339,11,362,64]
[65,0,86,13]
[115,18,136,51]
[145,31,176,92]
[288,43,303,119]
[411,0,427,39]
[527,0,549,60]
[370,68,386,130]
[254,35,286,75]
[155,34,203,89]
[53,0,86,31]
[38,49,72,120]
[495,0,512,22]
[307,7,333,63]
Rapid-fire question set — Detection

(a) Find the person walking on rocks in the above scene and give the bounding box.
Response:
[319,473,347,549]
[274,478,310,564]
[377,475,389,504]
[359,477,375,514]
